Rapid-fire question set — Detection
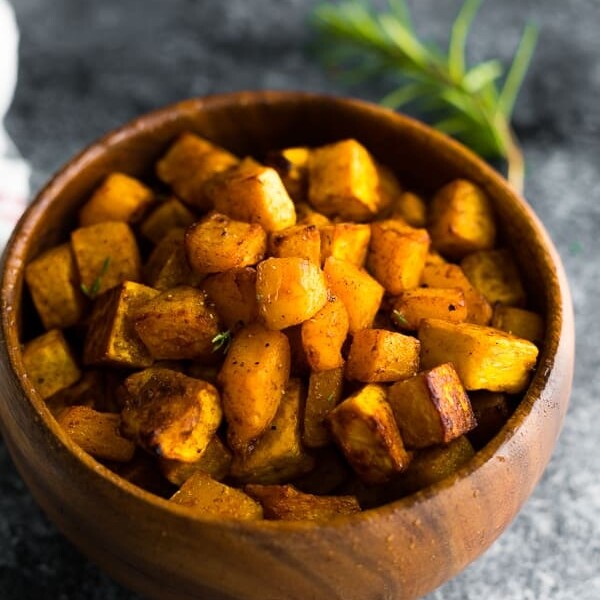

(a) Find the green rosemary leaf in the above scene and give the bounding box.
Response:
[380,82,431,109]
[463,59,503,92]
[392,310,408,327]
[448,0,483,80]
[81,256,111,299]
[211,330,232,354]
[387,0,413,29]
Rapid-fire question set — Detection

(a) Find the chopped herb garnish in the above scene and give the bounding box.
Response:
[392,309,409,327]
[81,256,111,299]
[327,392,336,403]
[212,330,232,354]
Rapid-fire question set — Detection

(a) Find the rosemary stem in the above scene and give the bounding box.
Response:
[505,126,525,194]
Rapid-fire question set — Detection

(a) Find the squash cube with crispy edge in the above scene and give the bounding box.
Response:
[308,139,382,221]
[303,367,344,448]
[375,162,402,215]
[323,257,384,333]
[461,248,527,307]
[367,219,430,294]
[467,391,512,449]
[23,330,81,400]
[428,179,496,260]
[301,297,349,372]
[265,146,311,203]
[25,243,86,330]
[388,363,476,449]
[202,267,258,332]
[391,287,467,331]
[389,191,427,227]
[121,368,222,462]
[245,484,361,521]
[185,212,267,275]
[319,223,371,266]
[84,281,159,368]
[58,406,135,462]
[79,172,154,227]
[419,318,539,393]
[205,158,296,232]
[327,384,410,484]
[159,435,233,486]
[421,263,492,325]
[268,224,321,265]
[170,472,263,520]
[346,329,420,383]
[231,379,314,484]
[295,203,331,227]
[156,132,239,210]
[71,221,141,297]
[133,286,222,361]
[492,305,545,345]
[256,257,328,330]
[140,197,197,244]
[218,324,290,452]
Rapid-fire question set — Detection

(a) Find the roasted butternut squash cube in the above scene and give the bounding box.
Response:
[84,281,159,368]
[492,305,545,345]
[265,146,311,202]
[71,221,141,297]
[156,132,239,210]
[419,319,539,393]
[23,329,81,400]
[218,324,290,450]
[295,202,331,227]
[25,243,86,330]
[121,368,222,462]
[323,257,384,333]
[391,287,467,331]
[170,472,263,520]
[327,384,410,484]
[301,297,349,371]
[268,224,321,265]
[185,212,267,274]
[388,363,476,448]
[79,172,154,227]
[319,222,371,266]
[58,405,135,462]
[346,329,420,383]
[256,257,328,330]
[205,158,296,232]
[303,367,344,448]
[133,286,222,361]
[428,179,496,259]
[245,484,360,521]
[461,248,526,306]
[467,391,512,449]
[367,219,430,294]
[140,197,197,244]
[231,379,314,484]
[389,191,427,227]
[308,139,382,221]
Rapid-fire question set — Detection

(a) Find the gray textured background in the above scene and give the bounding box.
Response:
[2,0,599,598]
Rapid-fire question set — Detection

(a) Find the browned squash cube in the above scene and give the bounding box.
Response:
[388,363,476,448]
[323,257,384,333]
[245,484,361,521]
[265,146,311,202]
[367,219,430,294]
[346,329,420,383]
[389,191,427,227]
[327,384,411,484]
[156,132,239,210]
[84,281,159,368]
[419,318,539,393]
[391,287,467,331]
[185,212,267,274]
[57,405,135,462]
[303,367,344,448]
[79,172,154,227]
[268,224,321,265]
[25,243,86,330]
[319,223,371,266]
[230,379,314,484]
[218,324,290,451]
[467,391,512,449]
[170,472,263,520]
[121,368,222,462]
[256,257,328,330]
[140,197,197,244]
[133,286,222,361]
[461,248,527,306]
[71,221,141,297]
[295,202,331,227]
[492,305,545,345]
[23,330,81,399]
[308,139,382,221]
[301,297,349,371]
[428,179,496,260]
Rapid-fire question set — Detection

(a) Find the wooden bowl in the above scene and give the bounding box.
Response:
[0,91,574,600]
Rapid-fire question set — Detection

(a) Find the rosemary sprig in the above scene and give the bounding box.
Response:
[392,309,409,327]
[211,330,232,354]
[312,0,538,191]
[81,256,111,299]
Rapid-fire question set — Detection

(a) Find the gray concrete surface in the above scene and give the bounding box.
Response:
[2,0,599,598]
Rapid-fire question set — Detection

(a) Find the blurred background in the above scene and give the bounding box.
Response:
[1,0,598,598]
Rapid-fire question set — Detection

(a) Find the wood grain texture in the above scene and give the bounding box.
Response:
[0,92,574,600]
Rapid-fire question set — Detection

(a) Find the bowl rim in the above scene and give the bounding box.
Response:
[0,89,572,533]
